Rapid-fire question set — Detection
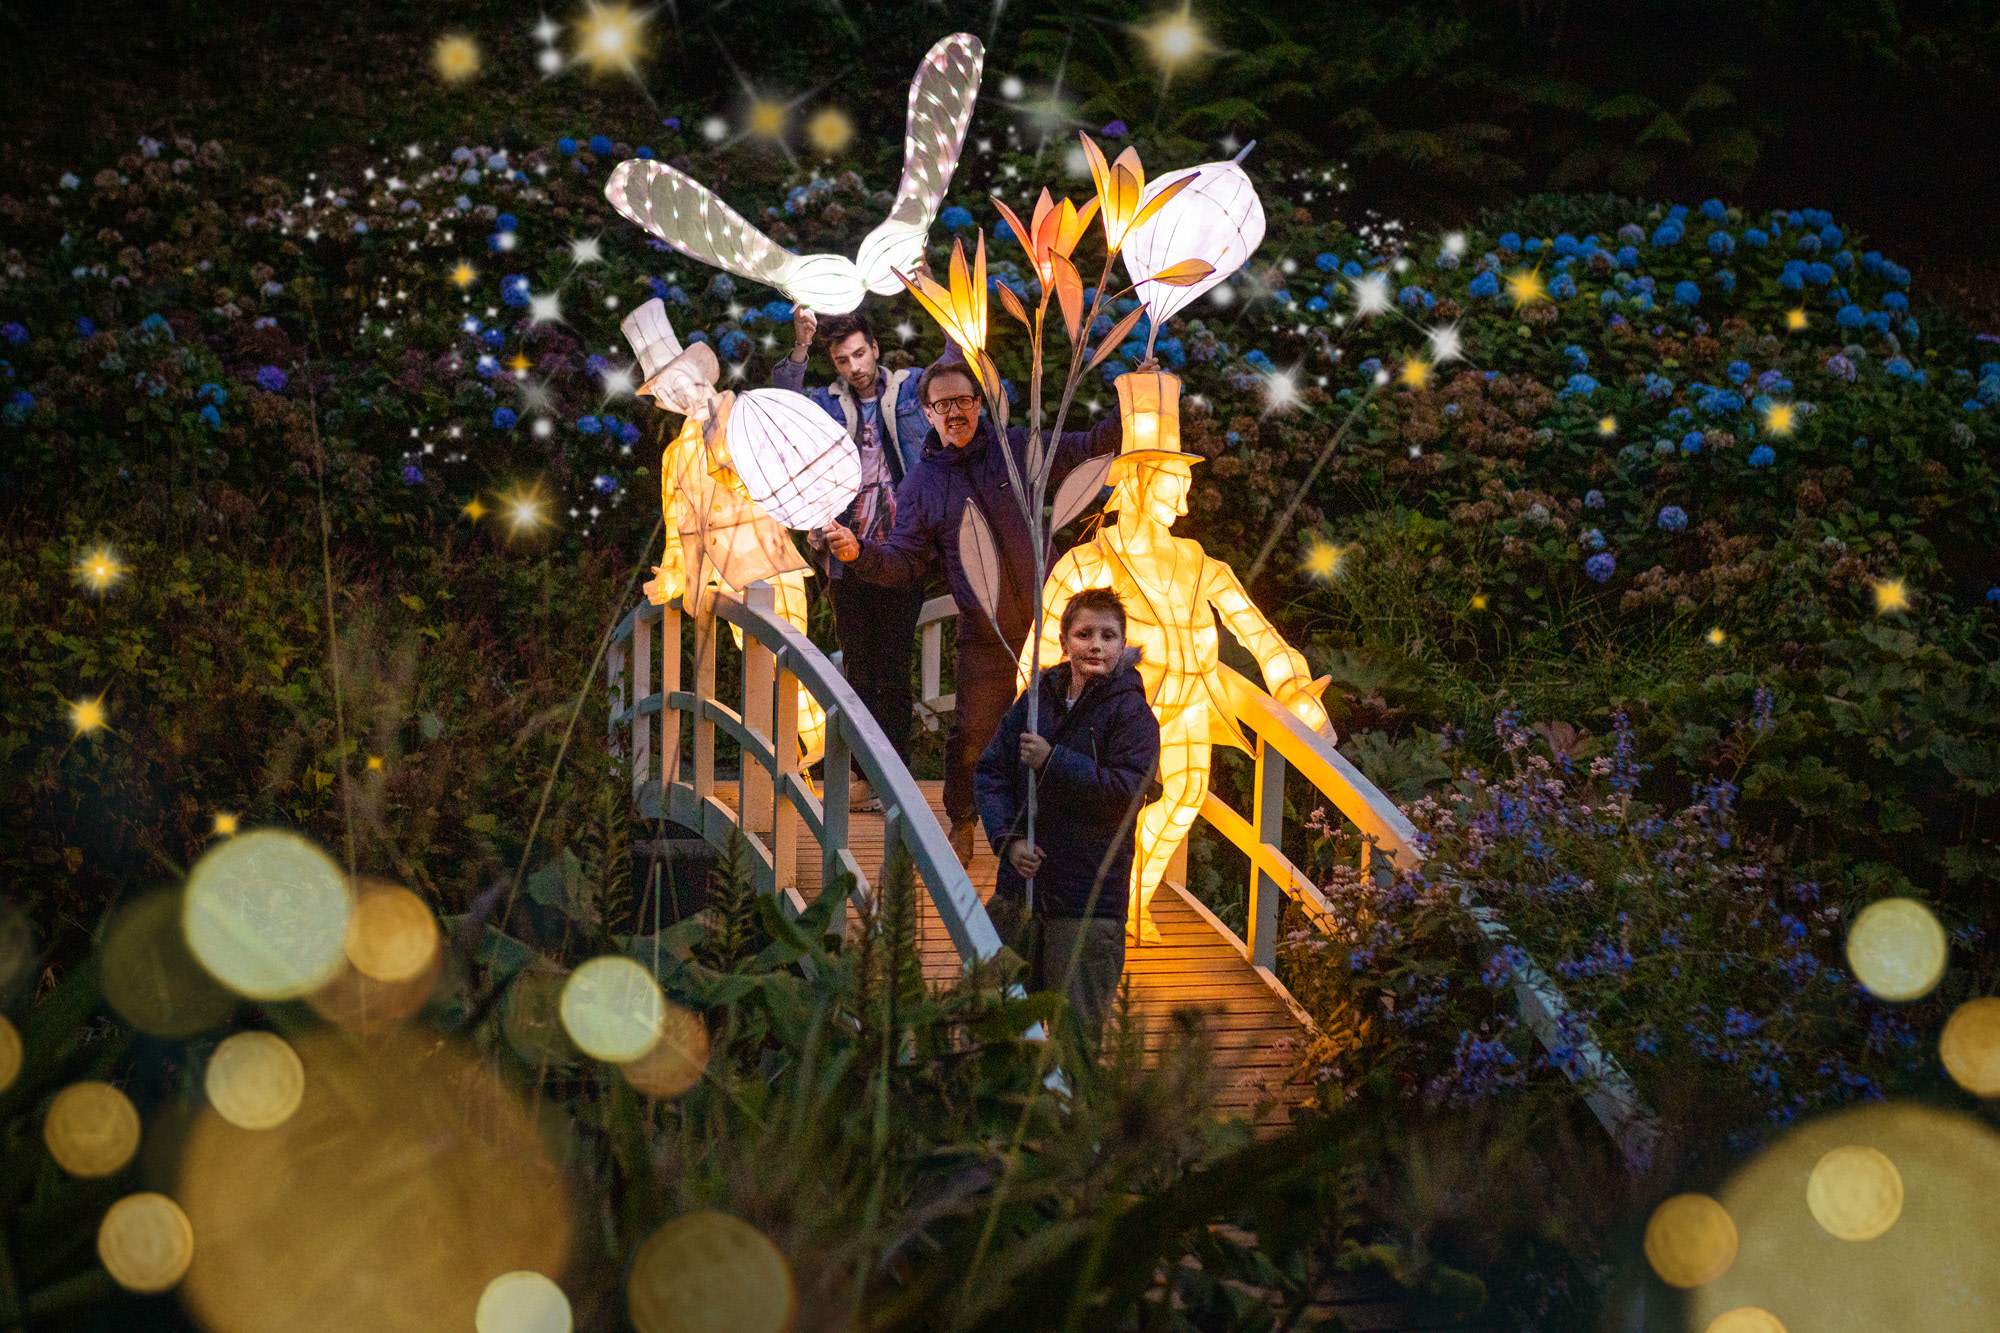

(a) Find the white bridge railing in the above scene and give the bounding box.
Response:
[608,582,1000,963]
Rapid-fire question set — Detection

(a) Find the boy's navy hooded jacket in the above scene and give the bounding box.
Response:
[847,413,1121,649]
[974,648,1162,920]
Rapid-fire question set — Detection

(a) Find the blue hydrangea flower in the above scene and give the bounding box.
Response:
[1305,295,1328,312]
[1833,249,1854,270]
[1861,250,1884,274]
[1155,337,1186,369]
[577,415,601,434]
[75,317,96,338]
[1600,290,1623,307]
[1550,273,1577,299]
[1758,369,1793,392]
[1669,204,1690,221]
[1585,489,1605,508]
[636,147,654,159]
[589,134,613,154]
[1701,199,1728,221]
[1820,224,1843,248]
[1835,304,1864,329]
[622,422,642,446]
[1988,587,2000,605]
[1882,292,1909,312]
[1652,222,1684,247]
[1698,390,1744,415]
[1524,237,1544,253]
[1904,318,1921,340]
[1271,288,1294,306]
[199,404,221,429]
[1434,249,1460,270]
[1864,311,1892,334]
[1102,120,1129,136]
[593,474,618,494]
[1397,285,1434,309]
[1564,346,1589,369]
[1316,253,1340,271]
[255,366,287,392]
[1670,280,1699,307]
[1883,261,1912,286]
[1629,292,1654,312]
[719,330,752,361]
[1585,553,1617,583]
[1582,528,1606,551]
[493,407,517,429]
[199,383,226,404]
[1561,373,1599,398]
[1658,506,1688,532]
[1726,361,1751,383]
[1342,260,1364,278]
[1618,222,1646,245]
[1682,430,1705,454]
[0,322,26,345]
[1708,231,1736,257]
[496,213,518,232]
[1796,233,1822,254]
[1245,349,1275,374]
[476,354,499,377]
[1749,444,1776,467]
[1643,373,1673,398]
[1884,356,1925,384]
[501,275,531,307]
[1743,228,1768,248]
[707,274,735,301]
[1359,358,1382,379]
[1553,233,1580,257]
[1100,359,1128,381]
[402,465,423,485]
[482,328,506,348]
[1498,231,1522,251]
[1806,262,1834,285]
[1468,271,1500,299]
[940,205,973,230]
[1611,245,1636,270]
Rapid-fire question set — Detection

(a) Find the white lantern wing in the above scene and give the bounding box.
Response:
[855,32,985,295]
[605,160,868,314]
[722,388,862,530]
[1121,158,1267,349]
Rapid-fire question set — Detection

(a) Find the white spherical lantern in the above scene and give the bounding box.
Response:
[724,389,861,529]
[1122,159,1266,331]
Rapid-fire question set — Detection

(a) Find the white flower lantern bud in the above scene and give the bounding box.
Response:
[722,389,861,529]
[1121,157,1266,347]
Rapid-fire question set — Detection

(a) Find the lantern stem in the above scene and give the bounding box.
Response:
[1232,139,1257,164]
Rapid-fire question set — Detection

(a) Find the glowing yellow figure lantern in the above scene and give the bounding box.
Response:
[624,300,827,766]
[1031,371,1331,938]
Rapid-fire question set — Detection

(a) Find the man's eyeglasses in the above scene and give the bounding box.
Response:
[925,394,980,415]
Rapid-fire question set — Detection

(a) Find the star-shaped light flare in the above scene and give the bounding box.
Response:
[1785,308,1809,331]
[568,237,603,265]
[572,1,651,77]
[450,261,477,289]
[1872,577,1910,615]
[1505,267,1548,307]
[1352,273,1391,318]
[69,695,108,736]
[74,545,127,594]
[1763,402,1797,436]
[1425,323,1463,363]
[433,34,481,84]
[1301,539,1348,581]
[527,292,563,324]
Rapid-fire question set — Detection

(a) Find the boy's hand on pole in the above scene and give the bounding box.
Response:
[1006,840,1045,879]
[1018,733,1051,770]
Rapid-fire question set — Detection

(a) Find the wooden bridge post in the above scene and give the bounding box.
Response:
[820,706,851,935]
[919,617,943,731]
[693,592,717,803]
[1246,737,1288,971]
[661,603,682,792]
[772,643,799,897]
[632,604,652,805]
[741,582,778,842]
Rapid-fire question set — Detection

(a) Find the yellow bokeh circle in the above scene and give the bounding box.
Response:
[620,1002,710,1099]
[1938,997,2000,1097]
[205,1031,306,1131]
[1805,1144,1903,1241]
[184,830,354,1000]
[1642,1193,1737,1288]
[1705,1309,1787,1333]
[45,1081,142,1178]
[629,1211,795,1333]
[98,1192,196,1293]
[344,883,439,983]
[0,1013,21,1095]
[1845,897,1947,1002]
[475,1270,573,1333]
[560,956,664,1062]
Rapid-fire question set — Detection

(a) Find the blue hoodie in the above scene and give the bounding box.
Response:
[975,648,1162,920]
[849,412,1122,648]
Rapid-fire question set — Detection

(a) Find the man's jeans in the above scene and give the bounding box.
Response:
[827,573,925,768]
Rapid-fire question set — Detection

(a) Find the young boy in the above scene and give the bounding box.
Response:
[974,588,1161,1043]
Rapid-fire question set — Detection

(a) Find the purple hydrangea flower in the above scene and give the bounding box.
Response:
[1824,354,1856,381]
[1,322,27,345]
[1585,553,1617,583]
[1658,506,1688,532]
[577,414,601,434]
[1102,120,1129,137]
[1584,489,1605,509]
[401,465,423,485]
[255,365,287,392]
[621,422,642,446]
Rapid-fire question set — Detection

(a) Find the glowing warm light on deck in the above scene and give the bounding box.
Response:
[1871,577,1909,615]
[344,884,439,983]
[628,1211,796,1333]
[1706,1311,1787,1333]
[98,1193,196,1293]
[477,1271,574,1333]
[573,1,649,76]
[1806,1144,1903,1240]
[806,107,854,155]
[451,261,478,288]
[1763,402,1796,435]
[101,890,235,1037]
[433,34,482,83]
[183,829,354,1000]
[44,1081,142,1177]
[1939,997,2000,1096]
[620,1002,711,1098]
[178,1027,570,1333]
[561,955,666,1061]
[1785,308,1808,331]
[75,544,127,593]
[1847,896,1946,1001]
[205,1031,306,1131]
[69,694,108,735]
[1505,267,1547,306]
[1643,1193,1737,1287]
[0,1015,20,1095]
[1142,5,1211,72]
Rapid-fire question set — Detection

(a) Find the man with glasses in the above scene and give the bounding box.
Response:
[824,349,1128,868]
[773,308,929,811]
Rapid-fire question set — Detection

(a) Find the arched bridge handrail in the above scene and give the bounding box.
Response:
[608,585,1002,969]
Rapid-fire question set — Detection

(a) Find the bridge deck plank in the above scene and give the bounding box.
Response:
[715,779,1313,1135]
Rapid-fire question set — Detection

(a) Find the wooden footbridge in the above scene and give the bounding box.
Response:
[608,583,1656,1154]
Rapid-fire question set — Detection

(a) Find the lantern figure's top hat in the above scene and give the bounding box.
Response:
[1107,369,1206,479]
[620,299,719,416]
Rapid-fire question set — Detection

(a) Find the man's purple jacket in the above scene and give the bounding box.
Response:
[848,413,1122,650]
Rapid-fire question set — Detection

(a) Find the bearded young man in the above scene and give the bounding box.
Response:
[771,308,929,811]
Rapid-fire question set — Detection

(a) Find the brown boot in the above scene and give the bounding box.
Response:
[948,817,977,869]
